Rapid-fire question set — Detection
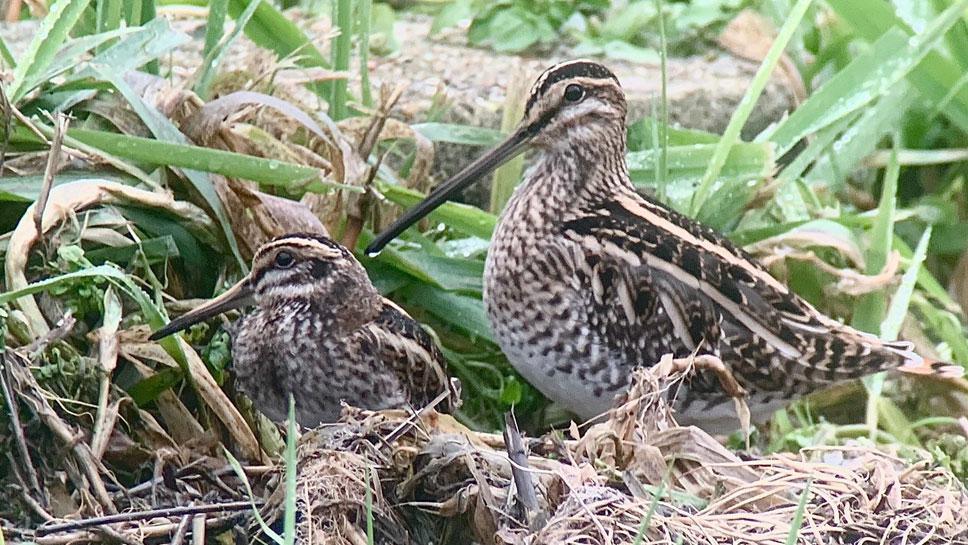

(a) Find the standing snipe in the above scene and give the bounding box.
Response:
[367,60,961,432]
[151,233,459,426]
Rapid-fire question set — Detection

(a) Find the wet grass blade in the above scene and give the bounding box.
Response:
[629,142,775,229]
[804,83,914,192]
[376,180,497,240]
[66,17,189,85]
[826,0,968,134]
[690,0,812,215]
[67,128,354,193]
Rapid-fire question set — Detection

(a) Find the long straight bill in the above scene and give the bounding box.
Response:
[365,126,534,256]
[149,278,254,340]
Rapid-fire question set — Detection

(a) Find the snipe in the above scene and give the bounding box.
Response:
[367,60,961,432]
[151,233,459,426]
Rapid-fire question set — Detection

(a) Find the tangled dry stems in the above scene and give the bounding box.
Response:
[276,362,968,545]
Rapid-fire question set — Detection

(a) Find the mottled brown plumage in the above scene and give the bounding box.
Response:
[367,60,962,432]
[151,233,459,426]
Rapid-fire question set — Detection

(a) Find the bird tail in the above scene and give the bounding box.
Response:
[883,340,965,379]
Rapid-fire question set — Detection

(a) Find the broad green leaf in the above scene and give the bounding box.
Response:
[376,181,497,240]
[91,65,246,270]
[413,123,505,147]
[628,142,775,229]
[397,284,493,342]
[67,128,353,193]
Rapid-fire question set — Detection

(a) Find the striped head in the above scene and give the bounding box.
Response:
[522,60,626,149]
[149,233,374,340]
[249,233,368,301]
[366,60,627,255]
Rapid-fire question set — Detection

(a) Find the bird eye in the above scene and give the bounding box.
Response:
[274,251,295,268]
[564,83,585,102]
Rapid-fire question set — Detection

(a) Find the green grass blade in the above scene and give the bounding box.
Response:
[629,142,775,229]
[396,284,493,342]
[22,26,139,91]
[852,140,899,334]
[882,226,933,342]
[358,0,373,108]
[857,141,899,439]
[225,448,285,545]
[690,0,812,216]
[412,123,504,146]
[632,461,673,545]
[91,65,246,270]
[95,0,123,50]
[203,0,229,57]
[365,466,375,545]
[489,74,527,213]
[283,395,297,545]
[826,0,968,134]
[329,0,353,120]
[805,82,914,191]
[197,0,229,96]
[195,0,262,99]
[785,479,812,545]
[226,0,330,95]
[375,180,497,240]
[0,34,16,69]
[764,29,907,155]
[67,128,354,193]
[8,0,94,103]
[655,0,668,194]
[0,265,127,306]
[66,17,189,85]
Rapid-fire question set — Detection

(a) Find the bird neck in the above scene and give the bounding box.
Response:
[519,127,633,211]
[259,276,383,335]
[312,278,383,333]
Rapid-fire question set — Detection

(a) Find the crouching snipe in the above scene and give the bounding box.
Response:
[151,233,459,426]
